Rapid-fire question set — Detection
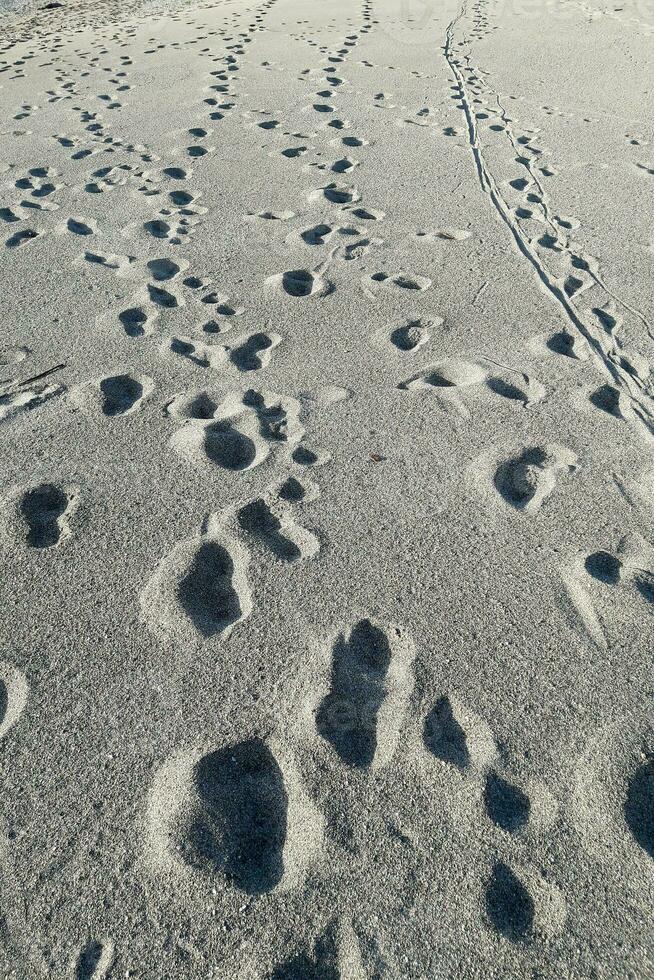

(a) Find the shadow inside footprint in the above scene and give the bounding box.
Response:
[590,384,622,418]
[67,217,93,236]
[20,483,70,549]
[204,421,257,470]
[494,447,549,510]
[485,862,535,942]
[237,499,301,561]
[282,270,318,297]
[74,940,113,980]
[176,541,242,636]
[391,321,428,351]
[633,571,654,605]
[584,550,621,585]
[316,619,392,768]
[230,332,273,372]
[270,927,340,980]
[484,771,530,833]
[147,258,179,281]
[301,224,332,246]
[118,307,148,337]
[625,756,654,859]
[100,374,143,416]
[187,739,287,893]
[423,696,469,769]
[486,377,527,403]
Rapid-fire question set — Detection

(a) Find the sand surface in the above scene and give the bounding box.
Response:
[0,0,653,976]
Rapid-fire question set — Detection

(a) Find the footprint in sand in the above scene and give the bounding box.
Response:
[493,445,576,513]
[0,345,30,367]
[270,919,364,979]
[176,540,246,637]
[168,336,226,369]
[315,619,414,771]
[268,269,334,299]
[62,215,99,237]
[19,482,78,549]
[625,755,654,859]
[484,861,565,943]
[0,382,64,423]
[6,228,40,248]
[168,389,302,473]
[140,523,251,642]
[0,662,29,740]
[583,545,654,607]
[176,739,288,892]
[118,305,157,338]
[146,737,322,893]
[423,694,497,771]
[309,182,360,205]
[365,271,432,293]
[235,482,319,563]
[99,373,152,416]
[73,940,115,980]
[484,770,531,833]
[400,359,486,391]
[387,318,437,352]
[229,330,281,372]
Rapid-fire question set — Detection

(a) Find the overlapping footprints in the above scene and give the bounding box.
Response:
[141,612,567,949]
[493,444,577,513]
[167,389,303,473]
[401,358,546,407]
[234,480,319,564]
[316,619,414,770]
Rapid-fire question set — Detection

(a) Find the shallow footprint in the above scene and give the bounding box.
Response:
[423,695,497,771]
[493,445,575,513]
[73,940,115,980]
[389,318,435,352]
[624,755,654,859]
[0,662,29,740]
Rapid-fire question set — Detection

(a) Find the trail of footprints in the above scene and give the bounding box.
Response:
[143,617,653,969]
[1,0,653,974]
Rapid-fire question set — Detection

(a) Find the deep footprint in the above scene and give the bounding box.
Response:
[182,738,287,894]
[20,483,73,548]
[176,540,244,637]
[99,374,144,416]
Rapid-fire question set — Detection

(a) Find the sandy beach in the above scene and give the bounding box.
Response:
[0,0,653,975]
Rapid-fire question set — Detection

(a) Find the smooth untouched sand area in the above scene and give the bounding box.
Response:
[0,0,653,976]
